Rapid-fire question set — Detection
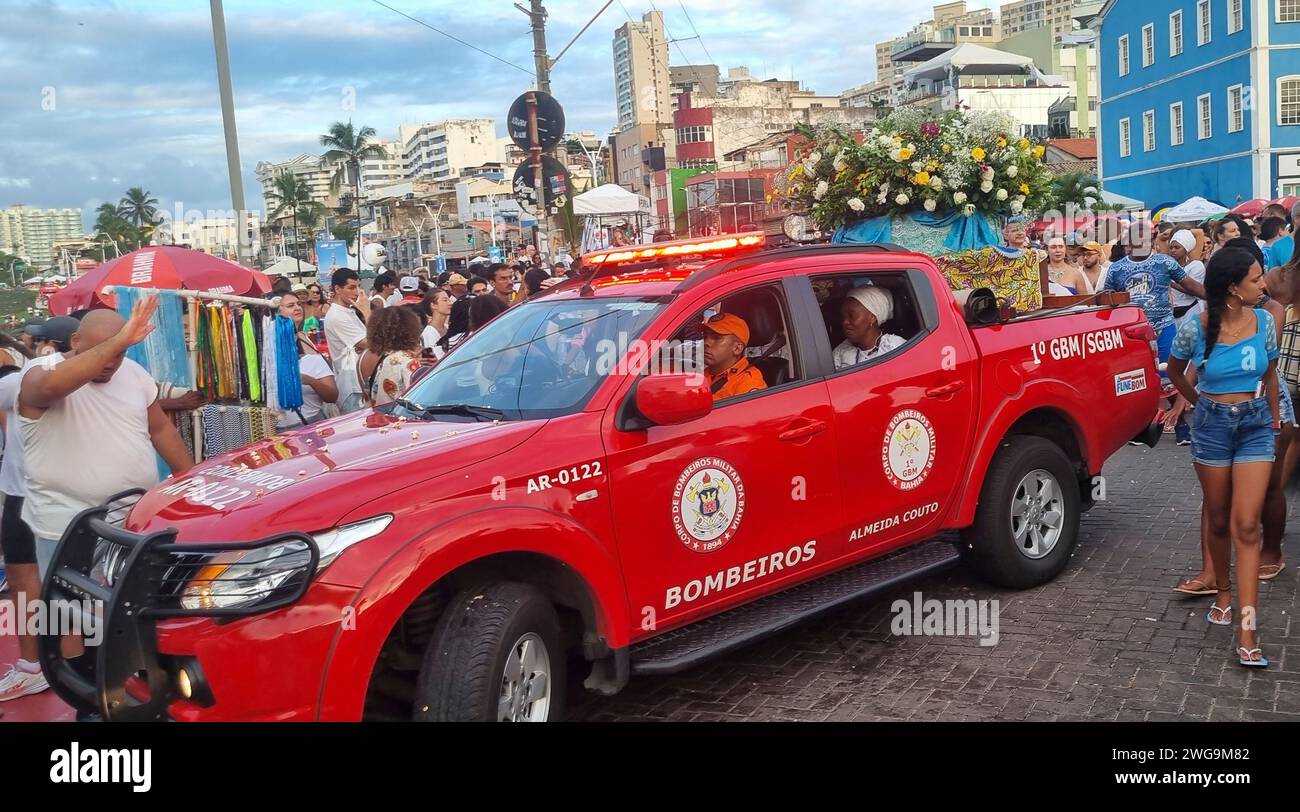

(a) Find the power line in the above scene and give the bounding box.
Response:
[676,0,715,67]
[370,0,534,77]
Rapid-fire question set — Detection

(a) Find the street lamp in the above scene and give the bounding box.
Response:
[422,201,446,270]
[564,132,601,189]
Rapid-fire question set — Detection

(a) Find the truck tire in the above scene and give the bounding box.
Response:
[414,582,566,722]
[961,436,1080,589]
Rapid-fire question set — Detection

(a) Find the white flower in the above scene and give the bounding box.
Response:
[878,133,894,147]
[912,160,926,173]
[996,188,1009,201]
[879,182,891,193]
[1006,165,1019,178]
[981,167,994,181]
[895,193,910,206]
[814,180,829,200]
[1014,194,1026,203]
[980,180,994,193]
[929,176,944,190]
[877,192,888,205]
[889,148,904,162]
[963,203,977,217]
[848,197,865,212]
[1010,200,1024,214]
[923,198,938,212]
[809,151,822,164]
[833,155,847,172]
[953,191,968,204]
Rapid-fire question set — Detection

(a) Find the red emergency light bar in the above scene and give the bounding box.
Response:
[582,233,766,266]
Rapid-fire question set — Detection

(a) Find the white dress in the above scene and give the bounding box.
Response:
[832,333,906,370]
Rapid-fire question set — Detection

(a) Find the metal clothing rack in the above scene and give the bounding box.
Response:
[102,286,281,461]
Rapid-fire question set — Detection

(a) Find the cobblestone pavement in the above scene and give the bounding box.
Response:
[572,443,1300,721]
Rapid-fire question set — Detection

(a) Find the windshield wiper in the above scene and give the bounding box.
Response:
[415,403,507,422]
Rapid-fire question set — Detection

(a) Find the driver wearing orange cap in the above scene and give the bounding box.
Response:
[701,313,766,401]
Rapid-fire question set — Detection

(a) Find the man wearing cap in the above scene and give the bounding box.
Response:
[446,272,469,302]
[1076,241,1110,293]
[834,285,906,370]
[397,275,423,305]
[701,313,766,401]
[28,316,79,357]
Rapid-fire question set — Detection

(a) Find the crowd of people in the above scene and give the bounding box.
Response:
[1017,201,1300,669]
[0,243,575,703]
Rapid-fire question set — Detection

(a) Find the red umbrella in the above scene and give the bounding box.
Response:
[1272,195,1300,213]
[1230,198,1269,217]
[49,246,271,315]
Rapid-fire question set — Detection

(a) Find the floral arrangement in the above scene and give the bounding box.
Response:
[779,108,1055,231]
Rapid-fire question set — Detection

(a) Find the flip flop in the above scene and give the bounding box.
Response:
[1236,647,1269,668]
[1174,577,1218,596]
[1207,604,1233,626]
[1259,563,1286,581]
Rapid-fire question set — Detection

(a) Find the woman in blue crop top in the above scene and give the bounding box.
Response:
[1168,247,1280,668]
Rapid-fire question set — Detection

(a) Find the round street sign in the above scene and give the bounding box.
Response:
[513,156,572,214]
[508,91,565,152]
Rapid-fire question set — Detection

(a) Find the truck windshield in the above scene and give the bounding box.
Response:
[403,297,666,420]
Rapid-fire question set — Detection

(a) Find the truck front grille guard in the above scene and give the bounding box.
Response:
[37,492,319,721]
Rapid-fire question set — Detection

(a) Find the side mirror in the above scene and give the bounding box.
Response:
[619,374,713,430]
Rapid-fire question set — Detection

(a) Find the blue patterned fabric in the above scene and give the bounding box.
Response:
[115,287,193,388]
[832,210,1002,255]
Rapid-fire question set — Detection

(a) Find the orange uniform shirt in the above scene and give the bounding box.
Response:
[705,357,767,401]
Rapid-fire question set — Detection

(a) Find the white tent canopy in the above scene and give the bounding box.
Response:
[903,42,1052,84]
[1161,196,1227,222]
[1101,189,1144,211]
[263,256,319,277]
[573,183,650,216]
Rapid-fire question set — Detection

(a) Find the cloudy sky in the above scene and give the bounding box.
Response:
[0,0,995,228]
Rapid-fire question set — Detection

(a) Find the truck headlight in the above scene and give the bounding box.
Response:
[179,516,392,611]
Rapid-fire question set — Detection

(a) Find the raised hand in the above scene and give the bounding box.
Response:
[120,294,159,346]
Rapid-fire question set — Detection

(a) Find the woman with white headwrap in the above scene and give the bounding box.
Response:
[833,285,906,370]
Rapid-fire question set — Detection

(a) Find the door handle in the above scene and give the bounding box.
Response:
[779,418,827,442]
[925,381,965,398]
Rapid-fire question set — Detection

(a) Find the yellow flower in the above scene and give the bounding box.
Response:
[893,135,903,144]
[791,164,804,179]
[914,171,931,186]
[898,147,914,160]
[1018,138,1030,150]
[1019,182,1030,195]
[971,147,986,161]
[927,161,939,171]
[1032,145,1046,159]
[942,144,951,153]
[997,137,1008,148]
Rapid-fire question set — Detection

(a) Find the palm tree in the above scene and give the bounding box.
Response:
[1048,171,1102,211]
[94,202,135,257]
[118,187,160,247]
[297,203,325,257]
[265,171,315,272]
[320,121,386,271]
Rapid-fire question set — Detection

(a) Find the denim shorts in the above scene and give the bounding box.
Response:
[1189,396,1276,468]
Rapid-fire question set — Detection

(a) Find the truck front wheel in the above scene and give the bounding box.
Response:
[961,436,1080,589]
[414,582,566,722]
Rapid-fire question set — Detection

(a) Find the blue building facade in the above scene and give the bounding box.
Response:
[1099,0,1300,208]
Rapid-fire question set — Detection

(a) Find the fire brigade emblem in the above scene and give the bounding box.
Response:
[883,409,935,491]
[672,457,746,553]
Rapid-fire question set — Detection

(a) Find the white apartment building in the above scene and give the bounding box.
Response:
[401,119,502,182]
[1000,0,1080,38]
[613,9,671,132]
[255,153,344,218]
[360,140,409,198]
[161,214,262,261]
[0,205,84,267]
[455,177,524,227]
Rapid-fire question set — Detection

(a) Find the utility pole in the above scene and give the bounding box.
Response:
[527,0,551,95]
[209,0,251,266]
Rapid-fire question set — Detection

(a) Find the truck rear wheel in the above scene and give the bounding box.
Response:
[961,436,1080,589]
[414,582,566,722]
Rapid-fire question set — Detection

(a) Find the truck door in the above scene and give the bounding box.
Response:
[603,279,843,637]
[806,268,978,557]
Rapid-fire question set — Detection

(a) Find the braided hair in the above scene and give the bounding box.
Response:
[1202,246,1256,362]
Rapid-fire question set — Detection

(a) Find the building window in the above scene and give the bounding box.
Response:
[1197,0,1211,45]
[1283,0,1300,23]
[1198,92,1213,138]
[1228,0,1242,33]
[676,126,708,144]
[1142,24,1154,67]
[1143,110,1156,151]
[1119,117,1131,157]
[1170,101,1184,144]
[1280,77,1300,124]
[1170,10,1183,56]
[1228,84,1244,132]
[1118,34,1130,75]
